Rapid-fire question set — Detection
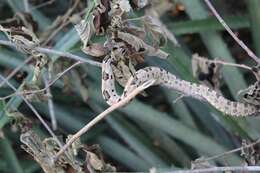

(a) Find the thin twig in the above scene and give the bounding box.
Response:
[42,0,80,45]
[213,59,252,70]
[0,40,101,67]
[193,55,252,71]
[31,0,56,10]
[164,166,260,173]
[204,0,260,64]
[0,61,83,100]
[195,138,260,164]
[54,79,156,160]
[0,74,63,148]
[0,56,32,89]
[43,72,57,130]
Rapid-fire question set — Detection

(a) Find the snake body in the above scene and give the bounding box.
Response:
[101,56,258,117]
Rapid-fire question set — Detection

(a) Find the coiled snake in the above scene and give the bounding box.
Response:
[101,55,259,117]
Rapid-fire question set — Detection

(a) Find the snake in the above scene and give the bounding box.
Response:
[101,55,259,117]
[71,2,259,117]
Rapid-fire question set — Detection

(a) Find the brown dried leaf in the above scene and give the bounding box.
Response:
[117,31,168,59]
[86,151,104,171]
[123,25,146,39]
[92,0,110,34]
[81,43,108,57]
[72,15,94,48]
[142,15,167,47]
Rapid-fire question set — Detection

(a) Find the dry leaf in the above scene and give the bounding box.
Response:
[117,31,168,59]
[81,43,108,57]
[142,15,167,47]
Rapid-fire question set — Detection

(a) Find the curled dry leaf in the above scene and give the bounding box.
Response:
[92,0,110,34]
[142,15,167,47]
[123,25,146,39]
[72,15,93,48]
[0,25,39,54]
[85,151,116,172]
[81,43,108,57]
[7,111,32,133]
[21,130,84,173]
[117,31,168,59]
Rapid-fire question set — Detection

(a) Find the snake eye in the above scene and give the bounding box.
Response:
[244,93,249,98]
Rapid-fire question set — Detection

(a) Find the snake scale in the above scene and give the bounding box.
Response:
[101,55,259,117]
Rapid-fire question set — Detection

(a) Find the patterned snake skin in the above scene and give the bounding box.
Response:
[101,55,258,117]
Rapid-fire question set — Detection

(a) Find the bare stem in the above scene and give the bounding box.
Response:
[0,61,83,100]
[0,74,63,148]
[195,138,260,163]
[54,79,156,160]
[204,0,260,64]
[31,0,56,10]
[43,72,57,130]
[164,166,260,173]
[193,55,252,71]
[0,40,101,67]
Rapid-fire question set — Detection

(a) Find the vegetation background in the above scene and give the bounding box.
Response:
[0,0,260,172]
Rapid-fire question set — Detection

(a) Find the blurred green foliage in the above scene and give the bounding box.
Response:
[0,0,260,172]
